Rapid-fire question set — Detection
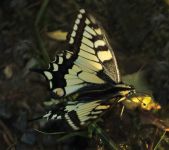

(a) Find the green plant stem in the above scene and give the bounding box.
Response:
[35,0,50,65]
[154,131,166,150]
[92,124,119,150]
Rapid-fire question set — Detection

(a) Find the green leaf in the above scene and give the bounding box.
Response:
[122,70,152,94]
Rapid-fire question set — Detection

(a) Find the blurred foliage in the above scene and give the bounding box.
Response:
[123,71,151,93]
[47,30,67,41]
[145,61,169,106]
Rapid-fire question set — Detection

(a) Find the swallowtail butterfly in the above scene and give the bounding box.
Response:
[33,9,136,133]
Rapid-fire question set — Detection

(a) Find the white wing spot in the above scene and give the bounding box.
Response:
[73,24,78,30]
[43,111,51,120]
[75,19,80,24]
[71,31,76,37]
[44,71,53,80]
[51,114,57,120]
[66,52,72,59]
[69,37,74,44]
[78,14,82,19]
[80,9,85,14]
[53,63,58,71]
[58,56,63,64]
[57,116,62,119]
[94,40,106,48]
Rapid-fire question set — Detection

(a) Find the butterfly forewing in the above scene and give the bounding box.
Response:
[34,9,121,98]
[68,10,121,83]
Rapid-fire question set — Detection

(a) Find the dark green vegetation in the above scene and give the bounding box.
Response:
[0,0,169,149]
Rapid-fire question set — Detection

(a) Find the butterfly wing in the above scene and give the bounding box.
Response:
[39,98,112,133]
[67,9,121,83]
[33,9,121,98]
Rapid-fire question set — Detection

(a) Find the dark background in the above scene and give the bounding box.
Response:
[0,0,169,149]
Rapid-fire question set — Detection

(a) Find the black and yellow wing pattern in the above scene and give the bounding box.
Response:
[41,98,113,132]
[34,9,134,133]
[34,9,121,98]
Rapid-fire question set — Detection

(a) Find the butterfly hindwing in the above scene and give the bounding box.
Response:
[40,99,112,133]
